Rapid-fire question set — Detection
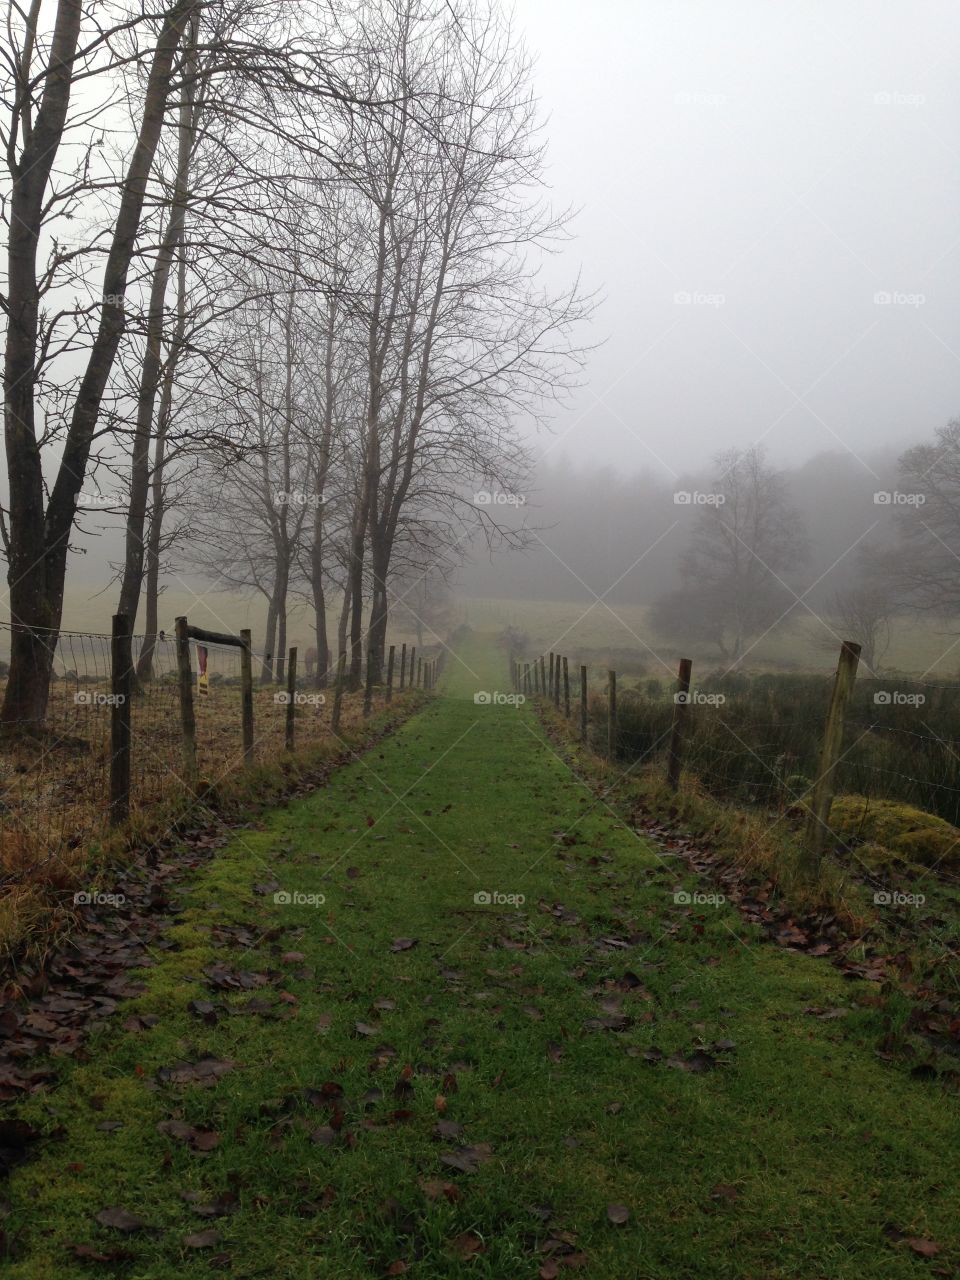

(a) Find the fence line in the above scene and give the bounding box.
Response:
[511,638,960,873]
[0,616,434,889]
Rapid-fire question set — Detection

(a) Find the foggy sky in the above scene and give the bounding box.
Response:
[512,0,960,478]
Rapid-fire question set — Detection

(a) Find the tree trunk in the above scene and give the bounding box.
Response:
[2,0,197,728]
[117,9,198,679]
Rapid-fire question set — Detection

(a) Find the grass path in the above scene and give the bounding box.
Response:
[5,634,960,1278]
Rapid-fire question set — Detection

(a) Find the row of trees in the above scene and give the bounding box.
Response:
[651,422,960,672]
[1,0,589,724]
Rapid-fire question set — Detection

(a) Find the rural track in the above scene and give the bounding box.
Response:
[3,633,959,1278]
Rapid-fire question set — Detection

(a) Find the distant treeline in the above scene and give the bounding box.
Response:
[461,446,902,606]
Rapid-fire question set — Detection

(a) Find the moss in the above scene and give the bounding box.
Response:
[830,794,960,867]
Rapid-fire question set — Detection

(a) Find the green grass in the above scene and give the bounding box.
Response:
[466,595,960,677]
[4,633,959,1278]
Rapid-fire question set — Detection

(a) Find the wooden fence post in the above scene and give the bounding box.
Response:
[549,652,554,696]
[803,640,862,876]
[539,655,546,695]
[666,657,693,791]
[386,645,396,703]
[399,643,407,691]
[553,653,561,708]
[417,656,423,688]
[331,652,347,733]
[580,665,588,743]
[607,670,617,760]
[110,613,132,825]
[410,647,416,689]
[239,629,254,764]
[524,662,531,694]
[285,646,297,750]
[175,616,198,782]
[563,656,571,717]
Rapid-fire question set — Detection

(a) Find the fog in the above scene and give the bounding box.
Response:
[511,0,960,477]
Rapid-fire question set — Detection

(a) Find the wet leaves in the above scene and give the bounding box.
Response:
[183,1229,220,1249]
[95,1207,147,1233]
[156,1120,220,1152]
[155,1058,236,1087]
[439,1142,493,1174]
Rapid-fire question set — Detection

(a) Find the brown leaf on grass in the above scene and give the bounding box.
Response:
[547,1041,564,1063]
[451,1231,486,1258]
[386,1264,409,1276]
[95,1207,147,1233]
[187,1000,219,1027]
[606,1203,629,1225]
[434,1094,447,1114]
[156,1120,219,1152]
[156,1058,235,1087]
[181,1191,238,1218]
[906,1238,941,1257]
[354,1021,380,1038]
[433,1119,463,1140]
[710,1183,739,1203]
[184,1230,220,1249]
[583,1015,630,1032]
[390,938,418,952]
[281,951,306,964]
[419,1178,460,1203]
[665,1051,717,1073]
[439,1143,493,1173]
[68,1242,134,1263]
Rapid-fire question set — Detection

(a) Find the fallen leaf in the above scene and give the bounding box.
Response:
[95,1207,147,1233]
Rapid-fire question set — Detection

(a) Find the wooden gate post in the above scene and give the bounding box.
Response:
[110,613,132,825]
[285,646,297,750]
[175,616,198,782]
[386,645,396,703]
[666,658,693,791]
[239,629,254,764]
[563,656,571,717]
[580,665,588,743]
[803,640,862,876]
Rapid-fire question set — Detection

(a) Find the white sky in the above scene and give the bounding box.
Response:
[511,0,960,477]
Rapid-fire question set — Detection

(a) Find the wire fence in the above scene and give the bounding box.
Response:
[0,620,437,890]
[512,644,960,845]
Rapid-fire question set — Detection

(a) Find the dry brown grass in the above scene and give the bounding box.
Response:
[0,673,416,965]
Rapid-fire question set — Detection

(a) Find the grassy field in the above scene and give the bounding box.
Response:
[464,597,960,677]
[3,632,958,1278]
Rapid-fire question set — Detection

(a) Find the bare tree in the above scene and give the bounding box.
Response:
[880,417,960,621]
[652,447,808,662]
[1,0,201,727]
